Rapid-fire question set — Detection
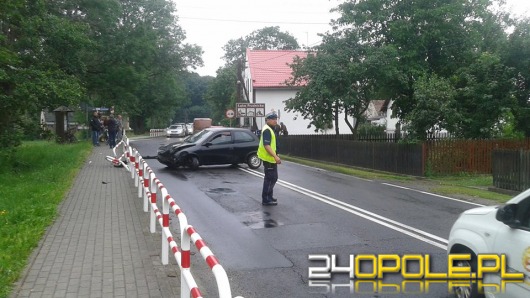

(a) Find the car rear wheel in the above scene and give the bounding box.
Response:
[247,153,261,169]
[189,156,199,170]
[453,254,484,298]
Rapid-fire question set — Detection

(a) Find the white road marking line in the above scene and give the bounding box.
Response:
[381,183,485,207]
[283,160,373,182]
[240,168,447,250]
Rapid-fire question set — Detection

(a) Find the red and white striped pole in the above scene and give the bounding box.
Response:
[129,147,136,179]
[181,223,192,298]
[149,172,157,233]
[143,166,153,212]
[134,152,140,187]
[186,225,233,298]
[154,179,170,264]
[138,160,146,198]
[160,190,170,265]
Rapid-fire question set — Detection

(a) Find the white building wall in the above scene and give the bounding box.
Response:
[385,100,400,132]
[253,89,352,135]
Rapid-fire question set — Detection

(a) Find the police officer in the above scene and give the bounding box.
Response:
[258,111,281,206]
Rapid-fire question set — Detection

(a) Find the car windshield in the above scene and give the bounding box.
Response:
[168,125,182,129]
[184,129,211,143]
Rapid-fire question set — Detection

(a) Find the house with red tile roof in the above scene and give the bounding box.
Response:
[242,49,400,134]
[242,49,354,134]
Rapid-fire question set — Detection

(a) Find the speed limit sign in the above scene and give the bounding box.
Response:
[226,109,235,118]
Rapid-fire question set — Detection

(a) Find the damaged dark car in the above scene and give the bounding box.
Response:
[157,127,262,170]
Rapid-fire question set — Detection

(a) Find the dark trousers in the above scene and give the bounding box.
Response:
[91,130,99,146]
[261,161,278,203]
[108,131,117,148]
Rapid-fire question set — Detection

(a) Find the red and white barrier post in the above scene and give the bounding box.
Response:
[137,159,144,198]
[144,167,154,212]
[134,151,140,187]
[149,172,157,233]
[184,226,233,298]
[129,147,136,179]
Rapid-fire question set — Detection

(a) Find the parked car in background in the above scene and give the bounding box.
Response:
[157,127,261,170]
[447,188,530,298]
[166,123,186,138]
[185,123,193,135]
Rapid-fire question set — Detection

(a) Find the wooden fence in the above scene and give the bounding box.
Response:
[280,135,530,178]
[492,149,530,191]
[280,135,424,176]
[424,138,530,175]
[302,131,452,142]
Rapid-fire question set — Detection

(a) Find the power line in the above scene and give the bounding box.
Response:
[178,4,332,16]
[179,16,329,25]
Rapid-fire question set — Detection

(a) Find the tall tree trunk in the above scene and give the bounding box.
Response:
[131,115,146,134]
[334,104,339,135]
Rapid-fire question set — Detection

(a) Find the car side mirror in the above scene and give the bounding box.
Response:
[203,142,212,147]
[495,204,518,227]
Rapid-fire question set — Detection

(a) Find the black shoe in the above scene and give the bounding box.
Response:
[271,198,277,202]
[262,201,277,206]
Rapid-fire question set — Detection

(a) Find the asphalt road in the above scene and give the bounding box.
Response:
[130,137,486,298]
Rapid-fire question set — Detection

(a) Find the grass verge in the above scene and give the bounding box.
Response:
[282,155,513,203]
[0,141,92,297]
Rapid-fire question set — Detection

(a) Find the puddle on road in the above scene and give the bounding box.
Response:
[207,188,236,194]
[241,211,283,229]
[263,219,279,228]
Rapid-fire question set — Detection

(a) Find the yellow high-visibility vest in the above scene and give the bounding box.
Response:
[258,125,276,163]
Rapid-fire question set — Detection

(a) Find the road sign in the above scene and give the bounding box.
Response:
[225,109,235,119]
[236,103,265,117]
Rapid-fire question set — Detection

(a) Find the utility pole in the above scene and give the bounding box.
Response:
[236,60,242,127]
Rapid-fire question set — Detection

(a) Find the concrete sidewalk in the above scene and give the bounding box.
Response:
[10,145,180,298]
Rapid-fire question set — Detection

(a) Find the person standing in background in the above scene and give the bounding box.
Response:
[280,122,288,136]
[107,114,118,149]
[116,115,124,142]
[89,111,102,146]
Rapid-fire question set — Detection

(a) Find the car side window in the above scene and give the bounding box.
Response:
[234,131,255,143]
[210,132,232,145]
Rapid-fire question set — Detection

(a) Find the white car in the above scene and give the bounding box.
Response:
[185,123,193,135]
[166,124,186,138]
[448,188,530,298]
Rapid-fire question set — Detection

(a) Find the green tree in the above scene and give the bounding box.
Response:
[205,65,237,124]
[222,26,300,65]
[287,29,400,135]
[404,74,459,141]
[173,73,214,123]
[1,0,89,149]
[452,52,516,138]
[330,0,511,138]
[503,18,530,136]
[1,0,203,146]
[76,0,202,132]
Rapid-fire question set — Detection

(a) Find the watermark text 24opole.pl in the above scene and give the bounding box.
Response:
[308,253,524,295]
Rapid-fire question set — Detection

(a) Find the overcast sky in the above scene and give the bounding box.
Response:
[174,0,530,77]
